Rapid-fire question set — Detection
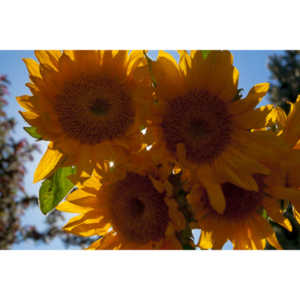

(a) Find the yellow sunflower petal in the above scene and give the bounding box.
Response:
[213,157,259,192]
[47,50,63,66]
[127,50,145,77]
[63,211,103,231]
[152,50,185,100]
[67,188,95,201]
[63,50,75,61]
[263,196,292,231]
[293,207,300,225]
[232,225,250,250]
[228,82,270,115]
[197,164,226,214]
[204,182,225,214]
[188,50,238,102]
[199,231,213,249]
[268,106,287,130]
[33,142,65,183]
[219,145,270,178]
[267,186,300,212]
[233,104,274,129]
[211,234,227,250]
[17,95,35,111]
[68,222,111,237]
[35,50,60,70]
[269,211,292,232]
[178,50,191,76]
[111,50,128,76]
[157,50,179,69]
[23,58,41,78]
[19,109,39,124]
[86,232,120,250]
[56,200,90,214]
[57,51,75,75]
[86,238,101,250]
[73,50,101,73]
[282,95,300,146]
[267,233,282,250]
[69,197,99,210]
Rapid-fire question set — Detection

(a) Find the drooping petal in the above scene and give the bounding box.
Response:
[33,142,65,183]
[267,233,282,250]
[228,83,270,115]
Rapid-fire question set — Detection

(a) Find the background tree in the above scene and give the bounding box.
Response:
[0,75,94,249]
[267,51,300,249]
[268,50,300,113]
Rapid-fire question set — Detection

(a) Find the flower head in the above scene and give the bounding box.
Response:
[18,50,152,183]
[188,171,294,249]
[57,165,185,249]
[145,50,287,214]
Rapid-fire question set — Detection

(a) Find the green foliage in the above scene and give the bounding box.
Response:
[39,166,75,215]
[233,88,244,101]
[268,50,300,113]
[0,75,40,248]
[176,226,195,250]
[24,126,42,140]
[0,75,93,249]
[201,50,210,59]
[261,208,268,220]
[143,50,157,88]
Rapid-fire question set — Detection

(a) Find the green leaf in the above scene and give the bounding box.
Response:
[24,126,42,140]
[232,88,244,102]
[39,166,75,215]
[261,208,268,220]
[143,50,157,88]
[201,50,210,59]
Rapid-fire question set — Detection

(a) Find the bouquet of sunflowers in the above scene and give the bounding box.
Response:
[17,50,300,250]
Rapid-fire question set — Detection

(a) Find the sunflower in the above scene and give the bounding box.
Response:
[187,97,300,249]
[187,168,298,249]
[17,50,152,183]
[145,50,287,214]
[57,167,186,250]
[274,96,300,221]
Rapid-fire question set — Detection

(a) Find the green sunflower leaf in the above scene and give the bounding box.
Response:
[143,50,157,88]
[39,166,75,215]
[232,88,244,102]
[24,126,42,140]
[201,50,210,59]
[261,208,268,220]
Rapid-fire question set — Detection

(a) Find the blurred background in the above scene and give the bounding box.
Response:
[1,50,299,250]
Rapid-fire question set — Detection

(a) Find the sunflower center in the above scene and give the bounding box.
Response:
[90,98,111,116]
[205,175,265,219]
[189,120,212,138]
[55,78,134,145]
[161,89,232,164]
[107,173,169,244]
[129,197,145,217]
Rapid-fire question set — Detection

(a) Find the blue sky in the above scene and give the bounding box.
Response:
[0,50,284,250]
